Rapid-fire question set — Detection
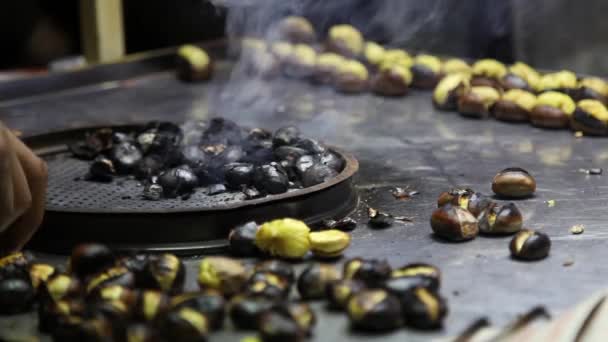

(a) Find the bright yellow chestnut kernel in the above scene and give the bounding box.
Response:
[536,91,576,115]
[472,59,507,79]
[502,89,537,112]
[442,58,471,75]
[470,86,501,107]
[338,60,369,81]
[197,256,248,294]
[579,77,608,96]
[433,73,471,105]
[540,70,577,90]
[292,44,317,67]
[271,42,294,60]
[364,42,385,66]
[328,25,364,56]
[309,229,351,258]
[178,45,210,70]
[414,54,441,74]
[317,53,344,68]
[578,99,608,122]
[255,218,311,258]
[509,62,541,90]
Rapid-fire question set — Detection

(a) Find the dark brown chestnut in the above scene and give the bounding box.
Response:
[38,298,87,333]
[254,260,295,284]
[510,229,551,261]
[326,24,364,58]
[334,60,369,94]
[176,44,213,82]
[438,189,492,217]
[478,202,523,235]
[161,307,209,341]
[245,271,291,300]
[492,167,536,199]
[386,263,441,294]
[229,295,277,330]
[368,209,395,229]
[171,290,226,331]
[259,310,306,342]
[228,221,260,257]
[500,62,540,92]
[410,54,442,89]
[69,243,115,280]
[276,16,316,44]
[140,253,185,295]
[399,287,448,330]
[437,188,474,208]
[85,266,136,295]
[133,290,171,322]
[430,204,479,241]
[371,63,412,96]
[197,257,249,297]
[570,99,608,136]
[281,302,316,335]
[433,73,470,111]
[342,258,391,288]
[577,77,608,103]
[297,263,340,300]
[0,277,35,315]
[471,59,507,89]
[458,86,501,119]
[493,89,537,123]
[123,322,162,342]
[346,289,402,331]
[531,91,576,129]
[325,279,366,310]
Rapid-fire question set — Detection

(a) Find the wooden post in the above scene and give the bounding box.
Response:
[80,0,125,64]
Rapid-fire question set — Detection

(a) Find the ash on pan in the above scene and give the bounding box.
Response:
[68,119,346,201]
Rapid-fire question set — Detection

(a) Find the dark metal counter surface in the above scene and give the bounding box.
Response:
[2,63,608,341]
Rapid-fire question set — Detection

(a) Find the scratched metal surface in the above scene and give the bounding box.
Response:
[2,63,608,341]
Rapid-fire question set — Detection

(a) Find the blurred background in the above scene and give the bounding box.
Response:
[0,0,607,75]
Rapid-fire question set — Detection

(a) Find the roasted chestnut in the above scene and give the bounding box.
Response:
[207,183,227,195]
[255,218,311,259]
[458,86,501,119]
[171,290,226,331]
[229,221,260,257]
[325,279,366,310]
[493,89,537,122]
[176,44,213,82]
[577,77,608,103]
[368,210,395,229]
[346,289,402,331]
[343,258,391,287]
[379,49,413,69]
[40,273,83,302]
[135,155,165,180]
[399,287,447,330]
[313,52,345,84]
[245,271,291,300]
[69,243,115,280]
[254,260,295,284]
[254,162,290,194]
[229,295,277,330]
[272,126,300,147]
[308,229,351,258]
[437,189,491,217]
[500,62,541,92]
[492,167,536,199]
[0,252,30,279]
[110,141,143,174]
[161,307,209,341]
[441,58,471,76]
[157,167,199,198]
[478,202,523,235]
[363,41,386,67]
[371,63,412,96]
[93,284,136,304]
[302,163,338,187]
[224,162,255,189]
[197,256,249,297]
[143,183,163,201]
[430,204,479,241]
[85,266,136,295]
[124,322,162,342]
[471,59,507,88]
[38,298,87,333]
[140,253,185,294]
[510,229,551,261]
[571,99,608,136]
[386,263,441,294]
[53,316,114,342]
[433,73,471,111]
[539,70,577,95]
[276,16,316,44]
[89,156,116,182]
[297,263,340,300]
[531,91,576,129]
[0,277,35,315]
[334,60,369,94]
[283,44,317,78]
[280,302,316,336]
[29,263,56,292]
[259,310,306,342]
[410,54,442,89]
[322,217,357,232]
[132,290,171,322]
[326,24,364,58]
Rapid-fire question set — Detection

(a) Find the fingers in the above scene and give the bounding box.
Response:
[0,127,31,234]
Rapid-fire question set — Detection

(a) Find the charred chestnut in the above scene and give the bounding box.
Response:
[500,62,541,92]
[259,310,305,342]
[510,229,551,261]
[171,290,226,331]
[343,258,391,287]
[140,253,185,294]
[326,24,364,58]
[143,183,163,201]
[161,307,209,341]
[386,263,441,294]
[224,162,255,189]
[346,289,402,331]
[458,86,501,119]
[110,141,143,174]
[399,287,447,329]
[410,54,442,89]
[478,202,523,235]
[334,60,369,94]
[69,243,115,280]
[0,278,35,315]
[197,256,249,297]
[254,162,289,194]
[277,16,316,44]
[273,126,300,147]
[531,91,576,129]
[283,44,317,78]
[135,155,165,180]
[176,44,213,82]
[309,229,351,258]
[539,70,577,95]
[372,63,412,96]
[493,89,537,122]
[492,167,536,198]
[228,221,260,257]
[326,279,366,310]
[430,204,479,241]
[433,73,471,111]
[577,77,608,103]
[245,271,291,300]
[368,210,395,229]
[571,99,608,136]
[441,58,471,75]
[255,218,311,259]
[229,295,277,330]
[254,260,295,284]
[85,266,136,295]
[471,59,507,88]
[89,156,116,182]
[157,167,199,198]
[297,263,340,300]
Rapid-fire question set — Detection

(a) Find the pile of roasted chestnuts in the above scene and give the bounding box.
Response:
[69,118,345,201]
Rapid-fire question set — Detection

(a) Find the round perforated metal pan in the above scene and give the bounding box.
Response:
[24,126,359,254]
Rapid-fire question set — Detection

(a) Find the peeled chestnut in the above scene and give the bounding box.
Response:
[334,60,369,94]
[245,271,291,300]
[276,16,316,44]
[433,73,470,111]
[140,253,185,294]
[254,260,295,284]
[399,287,447,330]
[161,307,209,341]
[371,63,412,96]
[325,279,366,310]
[571,99,608,136]
[255,218,311,259]
[458,86,501,119]
[171,290,226,331]
[346,289,402,331]
[229,295,277,330]
[410,54,442,89]
[228,221,260,257]
[313,52,344,84]
[326,24,364,58]
[259,310,305,342]
[510,229,551,261]
[297,263,340,300]
[493,89,537,123]
[478,202,523,235]
[492,167,536,199]
[577,77,608,103]
[386,263,441,294]
[343,258,391,287]
[197,256,249,297]
[308,229,351,258]
[0,277,35,315]
[531,91,576,129]
[500,62,540,92]
[430,204,479,241]
[176,44,213,82]
[471,59,507,88]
